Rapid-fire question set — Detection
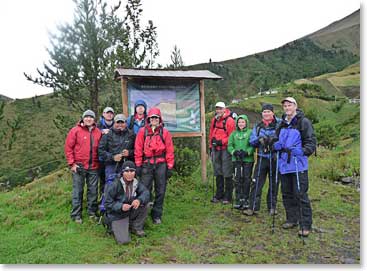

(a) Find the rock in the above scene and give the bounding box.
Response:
[340,177,353,184]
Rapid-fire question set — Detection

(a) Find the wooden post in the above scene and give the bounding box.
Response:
[122,77,128,117]
[200,80,207,182]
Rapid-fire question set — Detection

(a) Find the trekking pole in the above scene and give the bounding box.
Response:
[252,154,262,212]
[269,150,274,233]
[294,156,305,245]
[272,151,279,234]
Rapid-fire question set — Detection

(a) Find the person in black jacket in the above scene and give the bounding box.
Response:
[105,161,150,244]
[98,114,135,182]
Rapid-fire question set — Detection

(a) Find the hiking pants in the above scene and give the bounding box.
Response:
[70,169,98,219]
[233,161,254,205]
[141,162,167,220]
[212,149,233,178]
[249,156,279,211]
[111,205,148,244]
[280,171,312,230]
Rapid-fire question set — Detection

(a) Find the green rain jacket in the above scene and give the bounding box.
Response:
[227,114,255,162]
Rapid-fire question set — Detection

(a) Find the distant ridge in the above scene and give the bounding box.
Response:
[0,94,13,102]
[307,9,360,55]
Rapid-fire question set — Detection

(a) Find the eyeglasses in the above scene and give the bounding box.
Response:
[150,116,159,119]
[116,121,125,124]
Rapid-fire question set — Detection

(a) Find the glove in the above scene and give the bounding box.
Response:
[136,166,142,177]
[273,141,283,151]
[167,169,173,179]
[239,150,248,159]
[213,139,222,146]
[258,137,268,146]
[233,150,241,159]
[291,147,304,157]
[268,136,278,147]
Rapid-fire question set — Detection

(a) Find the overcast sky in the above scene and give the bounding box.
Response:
[0,0,360,99]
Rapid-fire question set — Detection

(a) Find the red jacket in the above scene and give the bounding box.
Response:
[209,108,236,150]
[134,108,174,169]
[64,121,102,170]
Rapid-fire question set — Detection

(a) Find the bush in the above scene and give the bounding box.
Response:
[315,120,340,149]
[174,146,200,177]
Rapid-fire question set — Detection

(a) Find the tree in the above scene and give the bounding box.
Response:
[168,45,184,69]
[24,0,159,115]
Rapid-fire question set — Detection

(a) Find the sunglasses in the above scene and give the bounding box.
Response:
[124,169,135,173]
[116,121,125,124]
[150,116,159,119]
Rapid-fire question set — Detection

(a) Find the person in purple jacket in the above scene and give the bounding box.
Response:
[273,97,316,237]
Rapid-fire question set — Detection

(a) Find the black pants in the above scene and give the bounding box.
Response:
[233,161,254,205]
[141,162,167,220]
[249,156,279,211]
[71,169,99,219]
[280,171,312,230]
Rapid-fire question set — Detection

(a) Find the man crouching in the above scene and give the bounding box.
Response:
[105,161,150,244]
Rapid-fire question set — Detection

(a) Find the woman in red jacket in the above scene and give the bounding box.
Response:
[134,107,174,225]
[64,110,102,224]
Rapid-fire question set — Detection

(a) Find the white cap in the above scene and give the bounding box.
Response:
[103,107,114,113]
[281,97,297,106]
[215,102,226,108]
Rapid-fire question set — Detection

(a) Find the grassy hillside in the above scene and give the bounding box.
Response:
[294,62,360,98]
[307,9,360,56]
[0,144,359,264]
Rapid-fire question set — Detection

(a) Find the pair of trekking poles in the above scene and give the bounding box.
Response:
[252,149,306,244]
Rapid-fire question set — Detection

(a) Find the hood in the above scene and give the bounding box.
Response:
[146,107,163,125]
[134,100,147,114]
[236,114,250,130]
[78,120,96,129]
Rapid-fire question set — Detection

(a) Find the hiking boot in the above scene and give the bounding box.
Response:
[282,222,298,229]
[153,218,162,224]
[210,197,221,203]
[233,204,242,210]
[243,209,256,216]
[298,229,311,237]
[131,229,146,237]
[269,209,278,215]
[74,217,83,224]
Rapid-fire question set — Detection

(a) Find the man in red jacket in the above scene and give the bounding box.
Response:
[134,107,174,225]
[209,102,236,204]
[65,110,102,224]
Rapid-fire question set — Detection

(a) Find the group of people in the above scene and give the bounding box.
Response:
[64,95,316,244]
[209,97,316,237]
[64,100,175,244]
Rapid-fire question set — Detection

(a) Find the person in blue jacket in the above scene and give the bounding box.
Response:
[244,103,281,216]
[127,100,147,135]
[273,97,316,237]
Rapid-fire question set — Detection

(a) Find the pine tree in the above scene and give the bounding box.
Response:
[24,0,159,115]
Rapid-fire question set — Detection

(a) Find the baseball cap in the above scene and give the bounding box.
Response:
[121,161,136,172]
[215,102,226,108]
[114,114,127,122]
[103,107,115,114]
[82,109,95,119]
[281,97,297,106]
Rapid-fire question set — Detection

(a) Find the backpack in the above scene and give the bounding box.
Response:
[212,110,237,132]
[144,126,165,144]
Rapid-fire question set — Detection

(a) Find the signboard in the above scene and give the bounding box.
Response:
[128,81,201,133]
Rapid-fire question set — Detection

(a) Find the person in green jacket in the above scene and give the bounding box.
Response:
[227,114,255,210]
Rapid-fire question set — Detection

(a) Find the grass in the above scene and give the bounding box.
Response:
[0,148,360,264]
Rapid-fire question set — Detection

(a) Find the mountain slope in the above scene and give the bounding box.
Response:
[189,9,359,105]
[307,9,360,55]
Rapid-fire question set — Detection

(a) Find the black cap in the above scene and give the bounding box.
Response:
[121,161,136,172]
[262,103,274,112]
